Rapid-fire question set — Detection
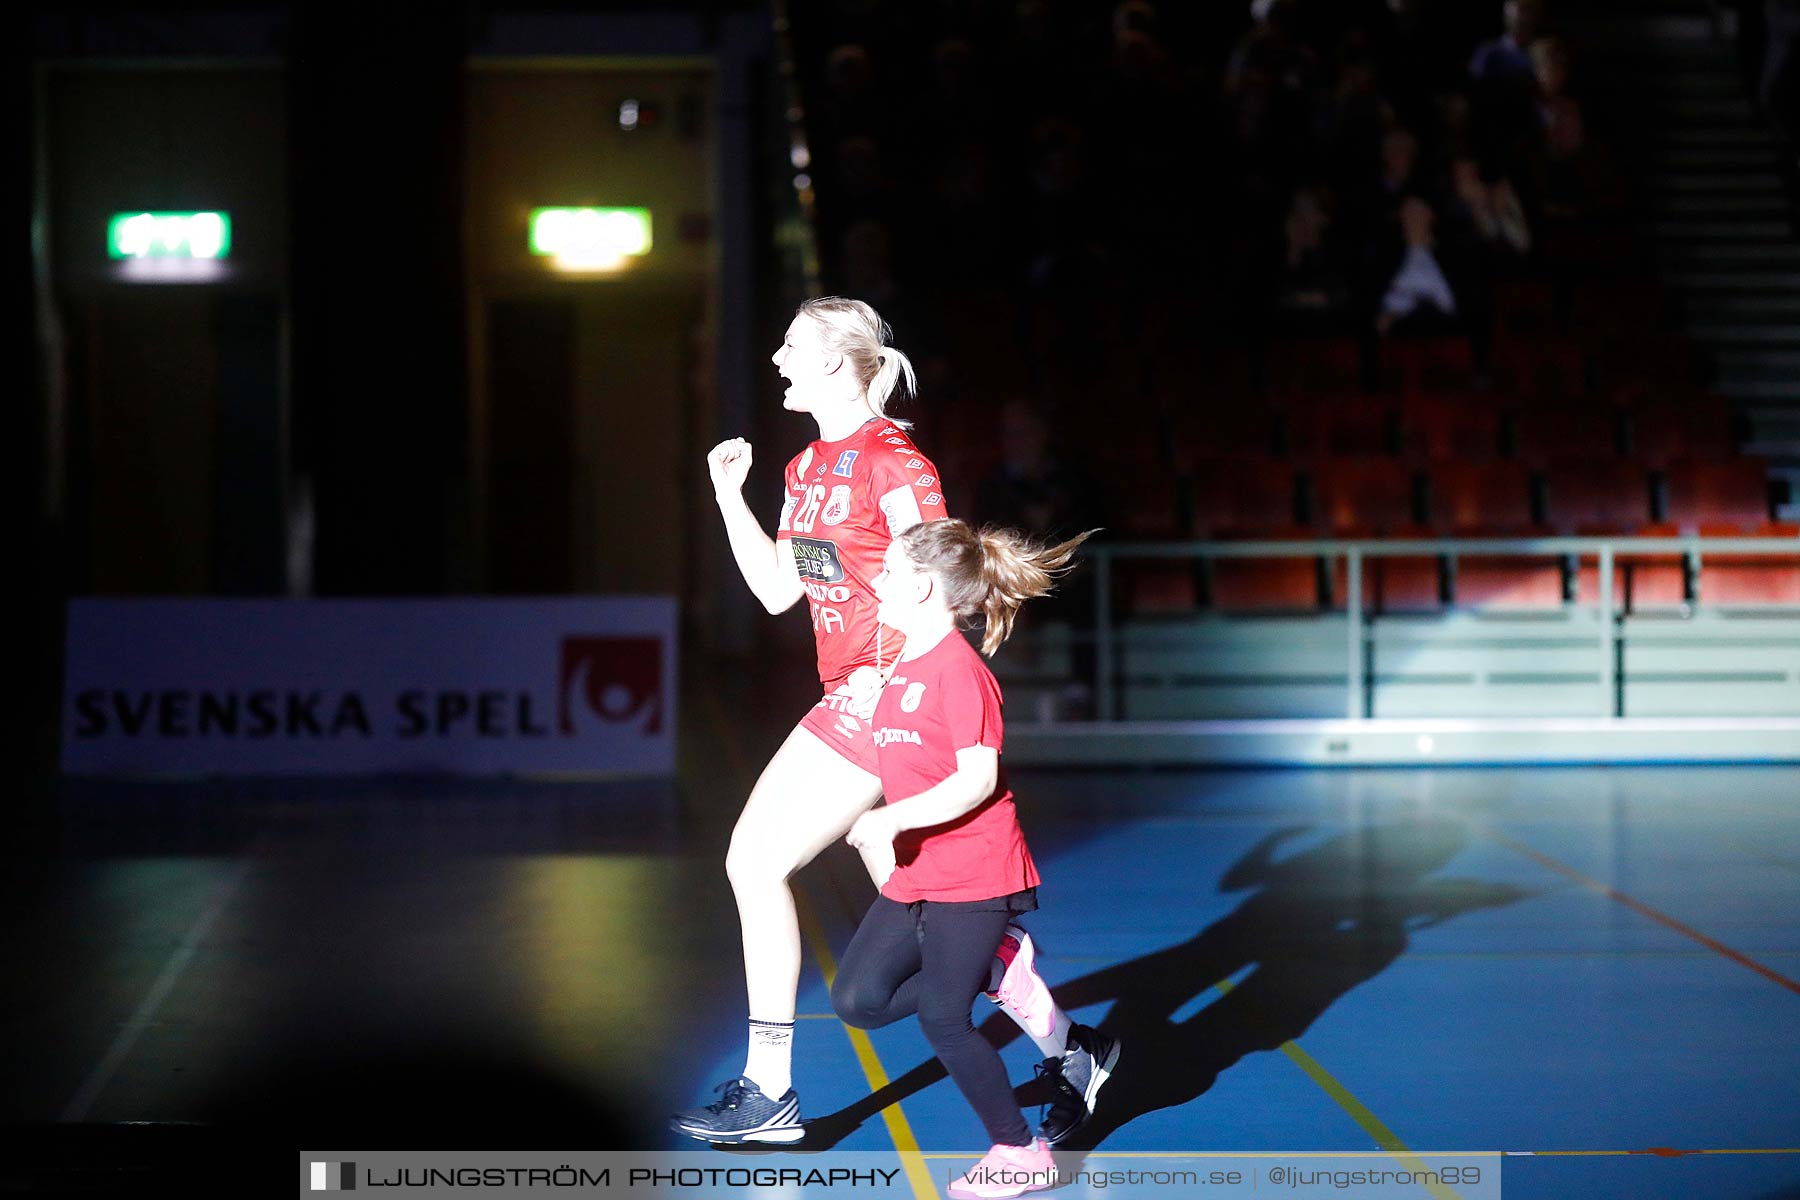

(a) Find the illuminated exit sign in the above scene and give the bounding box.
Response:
[529,207,651,268]
[108,212,232,260]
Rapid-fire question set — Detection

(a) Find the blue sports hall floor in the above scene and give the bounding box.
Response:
[4,693,1797,1197]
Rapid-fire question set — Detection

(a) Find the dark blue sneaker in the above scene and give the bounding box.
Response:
[1035,1024,1120,1145]
[670,1077,804,1144]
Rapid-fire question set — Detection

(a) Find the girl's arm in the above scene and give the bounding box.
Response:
[845,746,999,852]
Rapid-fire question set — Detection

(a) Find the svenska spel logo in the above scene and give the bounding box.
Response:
[308,1161,356,1190]
[558,637,665,735]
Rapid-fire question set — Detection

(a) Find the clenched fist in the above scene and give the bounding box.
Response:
[707,437,753,496]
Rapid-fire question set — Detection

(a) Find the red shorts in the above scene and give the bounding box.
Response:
[799,686,881,776]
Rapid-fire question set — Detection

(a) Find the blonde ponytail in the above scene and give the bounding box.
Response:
[897,520,1098,656]
[866,345,918,420]
[796,296,916,422]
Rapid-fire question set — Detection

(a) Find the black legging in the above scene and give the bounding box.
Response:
[831,896,1029,1147]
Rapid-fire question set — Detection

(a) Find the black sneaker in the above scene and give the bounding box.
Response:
[670,1077,804,1144]
[1034,1024,1120,1145]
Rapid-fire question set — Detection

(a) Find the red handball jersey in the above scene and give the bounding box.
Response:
[775,418,949,691]
[873,631,1039,904]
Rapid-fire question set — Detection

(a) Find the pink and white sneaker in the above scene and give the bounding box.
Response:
[991,924,1056,1039]
[947,1138,1057,1199]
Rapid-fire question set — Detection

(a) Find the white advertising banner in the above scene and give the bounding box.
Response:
[62,598,678,776]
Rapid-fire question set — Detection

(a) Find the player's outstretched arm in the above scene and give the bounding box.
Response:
[708,438,805,615]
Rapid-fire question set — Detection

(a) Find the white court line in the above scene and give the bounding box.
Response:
[61,854,258,1121]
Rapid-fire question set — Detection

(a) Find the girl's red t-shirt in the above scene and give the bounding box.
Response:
[872,631,1039,903]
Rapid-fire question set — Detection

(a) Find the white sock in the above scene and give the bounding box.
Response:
[744,1018,794,1096]
[990,996,1072,1059]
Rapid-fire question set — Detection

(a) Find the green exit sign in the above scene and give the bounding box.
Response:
[109,212,232,260]
[529,208,651,266]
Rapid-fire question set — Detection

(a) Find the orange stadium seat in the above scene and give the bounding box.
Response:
[1210,526,1321,612]
[1427,462,1535,533]
[1327,524,1442,613]
[1282,394,1396,459]
[1450,529,1565,608]
[1491,337,1586,400]
[1592,337,1698,397]
[1664,458,1771,531]
[1377,335,1473,396]
[1170,401,1280,462]
[1567,279,1667,340]
[1121,560,1202,616]
[1543,458,1652,534]
[1190,456,1302,536]
[1263,336,1362,398]
[1514,405,1621,465]
[1574,524,1686,611]
[1492,279,1557,340]
[1399,393,1502,462]
[1311,459,1417,535]
[1697,522,1800,607]
[1116,474,1186,539]
[1629,396,1735,466]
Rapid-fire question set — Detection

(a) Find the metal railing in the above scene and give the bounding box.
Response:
[1088,534,1800,721]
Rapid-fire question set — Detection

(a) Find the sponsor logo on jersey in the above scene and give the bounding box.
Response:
[923,492,943,507]
[833,450,859,477]
[879,485,925,536]
[916,474,935,488]
[874,727,923,747]
[900,681,927,713]
[835,712,862,739]
[820,484,853,526]
[905,458,924,470]
[885,436,907,445]
[790,536,846,583]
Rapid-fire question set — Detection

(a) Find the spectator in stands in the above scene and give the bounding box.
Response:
[1263,185,1354,333]
[1469,0,1543,88]
[1468,0,1548,183]
[1345,124,1429,259]
[1375,196,1466,337]
[1316,34,1394,186]
[975,401,1108,544]
[1100,10,1197,287]
[1529,35,1589,216]
[904,36,993,160]
[1373,0,1476,123]
[1448,156,1531,254]
[822,44,880,140]
[842,219,901,314]
[973,401,1106,717]
[833,134,892,220]
[1225,0,1323,188]
[1374,126,1425,208]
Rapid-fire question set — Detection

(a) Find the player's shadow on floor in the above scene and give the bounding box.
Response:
[798,815,1532,1151]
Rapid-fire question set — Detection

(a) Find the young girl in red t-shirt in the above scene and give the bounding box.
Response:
[832,519,1118,1199]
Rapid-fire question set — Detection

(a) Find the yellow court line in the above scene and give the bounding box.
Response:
[795,890,940,1200]
[1211,976,1465,1200]
[699,687,938,1200]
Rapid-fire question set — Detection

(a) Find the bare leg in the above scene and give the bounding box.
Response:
[724,721,884,1021]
